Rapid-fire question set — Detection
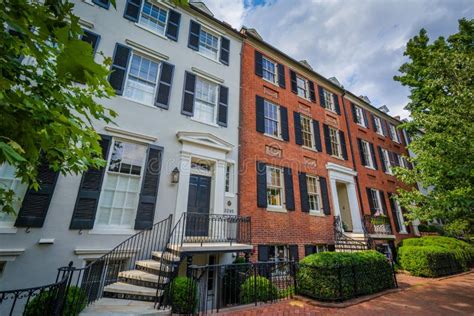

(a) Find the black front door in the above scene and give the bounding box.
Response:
[186,174,211,236]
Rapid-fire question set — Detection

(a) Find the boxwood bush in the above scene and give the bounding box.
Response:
[240,276,278,304]
[166,276,197,314]
[398,236,474,277]
[296,251,396,301]
[25,286,86,316]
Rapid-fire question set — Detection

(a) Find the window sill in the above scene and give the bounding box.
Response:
[264,133,284,142]
[296,95,312,103]
[302,146,318,153]
[357,123,368,129]
[331,155,345,161]
[0,227,17,234]
[262,78,279,87]
[309,211,325,217]
[398,230,409,235]
[89,229,137,235]
[365,165,376,171]
[196,51,223,66]
[134,23,168,41]
[266,207,287,213]
[189,117,220,128]
[325,108,338,115]
[120,96,162,110]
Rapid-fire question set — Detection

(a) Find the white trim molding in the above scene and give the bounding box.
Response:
[0,249,25,262]
[177,131,233,153]
[125,39,169,61]
[191,67,224,84]
[104,126,157,143]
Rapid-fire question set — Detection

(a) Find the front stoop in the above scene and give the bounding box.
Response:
[80,298,171,315]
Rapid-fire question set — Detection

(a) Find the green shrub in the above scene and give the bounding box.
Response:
[25,286,87,316]
[166,276,197,314]
[297,251,395,301]
[240,276,278,304]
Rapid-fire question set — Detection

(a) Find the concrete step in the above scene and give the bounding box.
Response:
[118,270,169,287]
[151,251,180,263]
[103,282,163,302]
[136,260,173,275]
[80,298,170,315]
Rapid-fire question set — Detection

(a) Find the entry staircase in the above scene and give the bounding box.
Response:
[334,215,373,252]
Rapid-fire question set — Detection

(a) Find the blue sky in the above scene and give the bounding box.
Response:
[201,0,473,118]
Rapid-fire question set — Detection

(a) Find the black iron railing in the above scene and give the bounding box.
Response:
[0,264,71,316]
[363,215,393,235]
[334,216,369,252]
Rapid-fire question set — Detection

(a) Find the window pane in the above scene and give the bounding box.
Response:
[199,30,219,60]
[0,164,28,226]
[262,57,276,83]
[124,54,160,106]
[264,100,279,137]
[139,1,168,34]
[301,115,313,147]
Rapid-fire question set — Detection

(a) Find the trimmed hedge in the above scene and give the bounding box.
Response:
[297,251,396,301]
[25,286,86,316]
[240,276,278,304]
[166,276,197,314]
[398,236,474,277]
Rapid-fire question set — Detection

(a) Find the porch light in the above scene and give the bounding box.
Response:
[171,167,180,184]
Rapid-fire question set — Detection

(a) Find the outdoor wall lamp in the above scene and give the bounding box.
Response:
[171,167,180,184]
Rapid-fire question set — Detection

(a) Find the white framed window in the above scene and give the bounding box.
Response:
[370,189,384,216]
[323,90,336,112]
[296,75,309,99]
[393,199,408,233]
[361,140,374,169]
[307,175,321,213]
[269,245,289,262]
[264,99,280,138]
[389,123,400,143]
[373,116,384,136]
[355,106,366,127]
[382,148,393,175]
[194,77,218,124]
[300,115,313,148]
[262,56,277,84]
[0,164,27,227]
[96,140,147,229]
[199,28,219,60]
[138,1,168,35]
[329,127,342,158]
[266,165,284,208]
[123,53,160,106]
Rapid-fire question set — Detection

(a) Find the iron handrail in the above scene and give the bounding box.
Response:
[333,215,370,251]
[363,214,393,235]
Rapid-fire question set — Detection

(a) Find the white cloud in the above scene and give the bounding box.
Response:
[203,0,474,119]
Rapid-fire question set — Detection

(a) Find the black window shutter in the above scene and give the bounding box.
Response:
[382,119,389,137]
[340,131,348,160]
[313,120,322,152]
[304,245,316,256]
[219,37,230,65]
[277,63,285,88]
[258,245,269,262]
[155,62,174,109]
[389,193,400,233]
[369,142,378,170]
[309,81,316,102]
[256,95,265,133]
[255,51,263,77]
[357,138,366,166]
[363,109,370,128]
[289,245,299,262]
[283,167,295,211]
[70,136,111,229]
[135,145,162,230]
[378,146,386,172]
[188,20,200,51]
[333,94,341,115]
[379,191,388,214]
[15,160,59,228]
[290,70,297,94]
[293,112,303,145]
[217,85,229,127]
[81,30,100,55]
[166,9,181,41]
[318,86,326,108]
[323,124,332,155]
[92,0,110,9]
[109,43,131,95]
[351,103,357,123]
[256,161,267,208]
[371,114,377,132]
[320,176,331,215]
[123,0,142,22]
[280,106,289,141]
[181,71,196,116]
[367,188,376,215]
[298,172,309,212]
[389,151,397,168]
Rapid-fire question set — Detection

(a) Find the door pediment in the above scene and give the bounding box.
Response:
[177,131,234,153]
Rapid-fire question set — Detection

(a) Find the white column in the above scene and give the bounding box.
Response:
[329,178,341,217]
[174,152,191,223]
[213,160,226,215]
[347,183,363,233]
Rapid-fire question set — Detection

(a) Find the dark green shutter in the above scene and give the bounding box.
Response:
[340,131,348,160]
[313,120,322,152]
[109,44,131,95]
[293,112,302,145]
[134,145,163,230]
[378,146,386,172]
[357,138,366,166]
[371,114,378,133]
[379,190,388,215]
[318,86,326,108]
[255,51,263,77]
[278,63,285,88]
[369,142,378,170]
[298,172,309,212]
[290,70,297,94]
[258,245,269,262]
[70,136,111,229]
[256,162,267,208]
[363,109,369,128]
[15,160,59,228]
[289,245,299,261]
[333,94,341,115]
[389,193,400,233]
[217,85,229,127]
[309,81,316,102]
[123,0,142,22]
[381,119,389,137]
[283,167,294,211]
[181,71,196,116]
[188,20,200,51]
[81,30,100,55]
[280,106,289,141]
[166,9,181,41]
[320,177,330,215]
[367,188,376,215]
[256,95,265,133]
[219,37,230,65]
[155,62,174,109]
[351,103,358,123]
[323,124,332,155]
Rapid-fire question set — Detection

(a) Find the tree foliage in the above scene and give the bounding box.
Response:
[393,19,474,235]
[0,0,118,214]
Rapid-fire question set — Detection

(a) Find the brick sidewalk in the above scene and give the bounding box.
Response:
[218,272,474,316]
